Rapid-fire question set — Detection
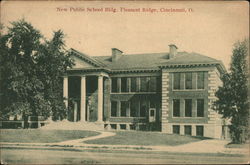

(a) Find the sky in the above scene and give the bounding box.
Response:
[1,1,249,69]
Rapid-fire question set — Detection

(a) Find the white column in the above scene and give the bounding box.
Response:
[73,101,77,122]
[192,125,196,136]
[180,125,185,135]
[97,75,103,122]
[63,76,68,108]
[80,76,86,122]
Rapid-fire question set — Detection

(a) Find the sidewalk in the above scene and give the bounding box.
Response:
[1,131,248,155]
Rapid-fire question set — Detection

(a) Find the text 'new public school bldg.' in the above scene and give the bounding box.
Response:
[64,44,228,139]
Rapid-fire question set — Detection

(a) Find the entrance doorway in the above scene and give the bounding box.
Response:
[86,76,98,122]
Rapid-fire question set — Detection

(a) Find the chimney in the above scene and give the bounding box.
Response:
[112,48,123,62]
[169,44,178,59]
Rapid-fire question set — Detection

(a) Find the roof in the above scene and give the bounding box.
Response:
[93,53,169,70]
[70,49,226,73]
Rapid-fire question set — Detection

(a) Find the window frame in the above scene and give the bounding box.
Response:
[196,125,204,137]
[184,125,192,135]
[173,99,181,117]
[173,72,181,90]
[184,99,192,117]
[197,99,205,117]
[111,101,118,117]
[197,72,205,89]
[173,125,180,134]
[120,101,128,117]
[185,72,192,89]
[111,77,118,93]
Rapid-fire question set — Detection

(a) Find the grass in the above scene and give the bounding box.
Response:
[84,131,204,146]
[225,142,249,149]
[0,129,100,143]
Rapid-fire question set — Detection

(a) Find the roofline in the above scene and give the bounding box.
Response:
[159,62,227,74]
[70,48,106,67]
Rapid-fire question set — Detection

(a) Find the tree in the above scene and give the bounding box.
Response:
[0,19,73,121]
[214,39,249,143]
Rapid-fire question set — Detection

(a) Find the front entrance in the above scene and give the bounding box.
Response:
[66,75,104,122]
[86,76,98,122]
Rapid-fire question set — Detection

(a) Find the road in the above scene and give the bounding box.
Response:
[1,148,248,164]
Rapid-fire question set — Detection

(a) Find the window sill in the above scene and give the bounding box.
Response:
[110,92,157,94]
[110,117,146,118]
[171,117,206,118]
[172,89,205,92]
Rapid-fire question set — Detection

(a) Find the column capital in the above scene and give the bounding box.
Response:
[80,75,86,78]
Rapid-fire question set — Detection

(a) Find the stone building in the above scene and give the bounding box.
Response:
[64,44,228,139]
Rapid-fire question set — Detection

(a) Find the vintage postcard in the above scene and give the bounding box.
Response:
[0,0,249,164]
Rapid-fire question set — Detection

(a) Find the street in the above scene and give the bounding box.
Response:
[1,147,248,164]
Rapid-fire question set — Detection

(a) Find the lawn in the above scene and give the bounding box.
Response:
[84,131,204,146]
[225,143,249,149]
[0,129,100,143]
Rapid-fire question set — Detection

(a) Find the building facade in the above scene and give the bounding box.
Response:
[64,44,228,139]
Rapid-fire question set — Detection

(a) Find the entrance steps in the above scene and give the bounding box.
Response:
[39,120,104,131]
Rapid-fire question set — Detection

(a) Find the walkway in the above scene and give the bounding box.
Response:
[1,131,248,155]
[58,131,116,145]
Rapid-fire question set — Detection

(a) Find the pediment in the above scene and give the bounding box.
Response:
[71,55,96,69]
[69,48,105,69]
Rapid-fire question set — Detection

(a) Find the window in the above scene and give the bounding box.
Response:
[120,124,126,130]
[150,100,156,109]
[140,100,147,117]
[173,125,180,134]
[140,77,148,92]
[185,72,192,89]
[111,101,117,117]
[149,77,157,92]
[185,99,192,117]
[197,99,204,117]
[184,125,192,135]
[121,77,128,92]
[111,78,118,93]
[196,126,204,136]
[173,99,180,117]
[120,101,128,117]
[130,77,137,92]
[197,72,205,89]
[130,99,138,117]
[150,110,155,117]
[173,73,181,89]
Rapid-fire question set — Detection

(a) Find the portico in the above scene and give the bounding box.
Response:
[63,73,107,123]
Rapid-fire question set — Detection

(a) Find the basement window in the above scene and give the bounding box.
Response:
[173,125,180,134]
[120,124,126,130]
[184,125,192,135]
[196,125,204,137]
